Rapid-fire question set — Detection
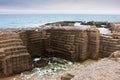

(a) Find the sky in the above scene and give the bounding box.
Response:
[0,0,120,14]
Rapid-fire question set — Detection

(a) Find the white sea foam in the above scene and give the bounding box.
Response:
[98,28,111,34]
[33,57,41,62]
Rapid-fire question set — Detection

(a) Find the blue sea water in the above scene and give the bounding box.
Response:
[0,14,120,28]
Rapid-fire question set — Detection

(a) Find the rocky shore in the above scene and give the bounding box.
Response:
[68,57,120,80]
[0,21,120,80]
[0,59,96,80]
[1,53,120,80]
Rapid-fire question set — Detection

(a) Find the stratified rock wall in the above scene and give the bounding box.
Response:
[100,35,120,57]
[19,30,49,57]
[46,27,100,61]
[19,25,119,61]
[0,33,32,76]
[47,29,78,61]
[87,29,100,59]
[76,30,88,60]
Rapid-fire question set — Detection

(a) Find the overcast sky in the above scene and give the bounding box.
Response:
[0,0,120,14]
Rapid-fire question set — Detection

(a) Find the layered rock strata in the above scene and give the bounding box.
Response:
[19,30,49,57]
[0,33,32,77]
[0,21,120,77]
[46,27,100,61]
[100,34,120,57]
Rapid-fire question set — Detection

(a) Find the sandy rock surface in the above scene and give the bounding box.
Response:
[70,58,120,80]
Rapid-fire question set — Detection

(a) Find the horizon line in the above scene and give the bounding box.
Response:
[0,13,120,15]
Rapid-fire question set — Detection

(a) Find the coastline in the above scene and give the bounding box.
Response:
[0,14,120,28]
[0,59,96,80]
[0,21,120,80]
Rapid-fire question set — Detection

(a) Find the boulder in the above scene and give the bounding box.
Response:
[109,50,120,58]
[61,73,74,80]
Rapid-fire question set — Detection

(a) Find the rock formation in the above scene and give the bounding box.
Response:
[0,33,32,77]
[46,27,100,61]
[112,22,120,33]
[69,57,120,80]
[100,34,120,57]
[0,21,120,77]
[19,30,49,57]
[61,73,74,80]
[109,50,120,58]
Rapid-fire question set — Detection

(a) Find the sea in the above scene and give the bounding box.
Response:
[0,14,120,28]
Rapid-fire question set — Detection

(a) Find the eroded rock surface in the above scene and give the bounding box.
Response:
[70,58,120,80]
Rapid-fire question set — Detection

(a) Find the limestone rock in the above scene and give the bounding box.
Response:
[61,73,74,80]
[109,50,120,58]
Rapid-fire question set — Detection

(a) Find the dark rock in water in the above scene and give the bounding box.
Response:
[86,21,96,25]
[61,73,74,80]
[34,59,47,67]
